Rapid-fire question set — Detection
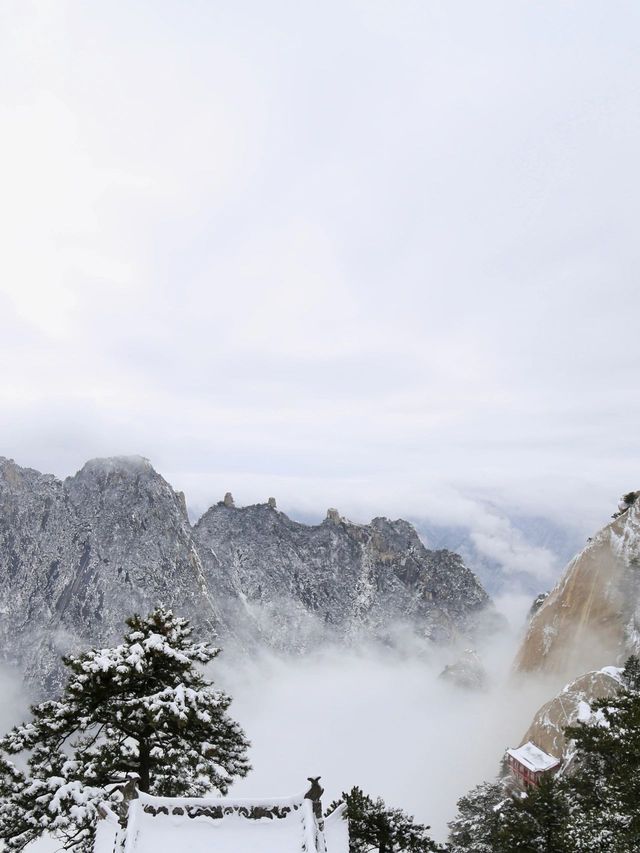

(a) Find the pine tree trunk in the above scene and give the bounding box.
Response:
[138,740,151,793]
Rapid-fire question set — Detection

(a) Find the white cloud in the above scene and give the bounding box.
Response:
[470,521,558,582]
[216,630,556,842]
[0,0,638,574]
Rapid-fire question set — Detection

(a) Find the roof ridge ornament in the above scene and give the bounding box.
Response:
[115,774,139,827]
[304,776,324,819]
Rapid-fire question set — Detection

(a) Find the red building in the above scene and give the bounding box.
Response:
[507,741,560,787]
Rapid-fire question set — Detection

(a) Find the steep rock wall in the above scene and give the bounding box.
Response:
[514,499,640,685]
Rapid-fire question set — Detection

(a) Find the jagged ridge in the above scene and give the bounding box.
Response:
[0,455,496,689]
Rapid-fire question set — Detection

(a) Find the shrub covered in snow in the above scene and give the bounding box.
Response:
[0,606,250,853]
[612,491,639,519]
[327,786,442,852]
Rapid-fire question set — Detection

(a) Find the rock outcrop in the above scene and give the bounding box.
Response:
[513,496,640,685]
[0,456,497,689]
[193,503,495,651]
[439,648,487,690]
[518,667,623,765]
[0,456,223,688]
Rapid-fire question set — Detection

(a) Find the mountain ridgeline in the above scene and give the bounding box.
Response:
[0,456,496,689]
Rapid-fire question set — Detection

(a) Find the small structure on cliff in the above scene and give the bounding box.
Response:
[506,741,560,788]
[94,777,348,853]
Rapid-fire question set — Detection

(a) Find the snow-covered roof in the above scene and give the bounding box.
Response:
[96,789,348,853]
[325,804,349,852]
[507,741,560,773]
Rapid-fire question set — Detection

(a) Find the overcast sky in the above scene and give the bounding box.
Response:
[1,1,639,561]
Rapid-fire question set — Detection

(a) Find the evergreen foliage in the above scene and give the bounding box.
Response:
[327,786,442,853]
[621,653,640,691]
[447,781,504,853]
[496,776,570,853]
[562,655,640,852]
[528,592,550,619]
[448,776,571,853]
[612,490,639,518]
[0,606,250,853]
[446,655,640,853]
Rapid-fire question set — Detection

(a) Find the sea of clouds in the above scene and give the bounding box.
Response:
[216,596,555,842]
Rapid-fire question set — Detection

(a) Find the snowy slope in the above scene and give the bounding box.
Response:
[94,790,348,853]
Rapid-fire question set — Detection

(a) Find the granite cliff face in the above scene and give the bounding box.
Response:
[0,456,495,689]
[0,456,223,687]
[514,496,640,686]
[194,502,492,650]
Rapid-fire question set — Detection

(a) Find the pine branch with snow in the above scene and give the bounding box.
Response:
[327,786,442,853]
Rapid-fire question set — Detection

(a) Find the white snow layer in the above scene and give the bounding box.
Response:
[96,790,348,853]
[507,741,559,772]
[324,804,349,853]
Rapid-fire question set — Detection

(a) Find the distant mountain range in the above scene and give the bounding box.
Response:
[414,515,584,598]
[0,455,499,691]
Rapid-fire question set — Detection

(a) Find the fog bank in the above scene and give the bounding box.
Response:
[218,618,552,842]
[0,608,557,845]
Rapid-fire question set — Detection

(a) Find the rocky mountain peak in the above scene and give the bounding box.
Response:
[0,456,58,492]
[0,456,498,689]
[71,454,154,477]
[325,507,342,524]
[65,455,189,524]
[193,498,494,651]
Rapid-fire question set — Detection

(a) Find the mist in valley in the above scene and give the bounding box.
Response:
[214,595,555,842]
[0,593,561,846]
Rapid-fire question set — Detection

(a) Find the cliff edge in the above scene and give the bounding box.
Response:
[514,494,640,685]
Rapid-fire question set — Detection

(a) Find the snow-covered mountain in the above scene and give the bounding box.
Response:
[0,455,496,689]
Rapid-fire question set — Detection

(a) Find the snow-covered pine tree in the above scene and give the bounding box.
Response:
[495,775,570,853]
[621,653,640,691]
[562,655,640,852]
[327,785,442,852]
[447,781,505,853]
[0,606,250,853]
